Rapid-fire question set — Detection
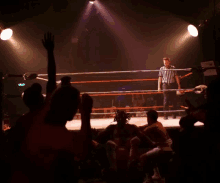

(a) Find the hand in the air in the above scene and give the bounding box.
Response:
[80,93,93,114]
[42,32,54,52]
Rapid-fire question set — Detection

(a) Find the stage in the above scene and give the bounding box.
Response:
[66,116,204,131]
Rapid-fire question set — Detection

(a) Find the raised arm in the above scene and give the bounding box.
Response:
[42,32,56,95]
[80,93,93,160]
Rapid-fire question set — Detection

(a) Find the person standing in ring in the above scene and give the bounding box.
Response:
[158,57,181,120]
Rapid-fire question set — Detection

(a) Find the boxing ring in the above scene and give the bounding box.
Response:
[1,67,207,130]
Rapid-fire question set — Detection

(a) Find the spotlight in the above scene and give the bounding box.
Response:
[89,0,95,4]
[0,28,13,40]
[188,24,198,37]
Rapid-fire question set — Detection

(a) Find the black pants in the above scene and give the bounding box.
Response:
[163,83,178,117]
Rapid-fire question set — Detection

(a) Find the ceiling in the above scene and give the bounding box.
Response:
[0,0,220,28]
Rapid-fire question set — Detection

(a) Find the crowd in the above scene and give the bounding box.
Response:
[0,32,219,183]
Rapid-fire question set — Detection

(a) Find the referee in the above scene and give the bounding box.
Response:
[158,57,181,120]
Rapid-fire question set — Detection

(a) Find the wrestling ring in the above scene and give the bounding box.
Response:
[1,67,208,130]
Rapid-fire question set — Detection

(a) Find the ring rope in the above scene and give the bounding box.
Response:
[4,69,193,84]
[70,78,157,84]
[36,77,49,82]
[180,105,189,109]
[83,88,194,94]
[4,66,218,79]
[91,106,167,111]
[67,72,192,84]
[36,73,192,84]
[180,72,192,79]
[82,90,193,96]
[37,68,192,77]
[74,110,186,115]
[5,88,194,98]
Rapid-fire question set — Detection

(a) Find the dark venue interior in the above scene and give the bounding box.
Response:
[0,0,220,183]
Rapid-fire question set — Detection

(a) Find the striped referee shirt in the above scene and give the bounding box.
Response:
[158,65,177,84]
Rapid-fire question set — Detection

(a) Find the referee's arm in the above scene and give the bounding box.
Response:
[158,76,162,91]
[158,68,163,91]
[175,75,181,89]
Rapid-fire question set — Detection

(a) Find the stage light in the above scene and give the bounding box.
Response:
[0,28,13,40]
[188,25,198,37]
[89,0,95,4]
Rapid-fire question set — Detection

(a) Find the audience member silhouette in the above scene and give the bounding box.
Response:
[7,83,45,163]
[10,33,94,183]
[24,85,92,183]
[176,115,206,183]
[22,83,44,112]
[137,110,173,182]
[61,76,71,87]
[95,110,155,183]
[177,76,220,183]
[8,33,56,158]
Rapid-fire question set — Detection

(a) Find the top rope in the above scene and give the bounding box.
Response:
[37,68,192,77]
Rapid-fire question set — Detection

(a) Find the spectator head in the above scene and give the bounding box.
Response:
[163,57,171,68]
[61,76,71,87]
[48,86,80,126]
[179,115,197,129]
[114,110,130,127]
[22,83,44,111]
[146,110,158,125]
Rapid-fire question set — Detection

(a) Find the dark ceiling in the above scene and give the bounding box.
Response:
[0,0,219,28]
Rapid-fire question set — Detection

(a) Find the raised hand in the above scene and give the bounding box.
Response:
[42,32,54,52]
[43,32,56,95]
